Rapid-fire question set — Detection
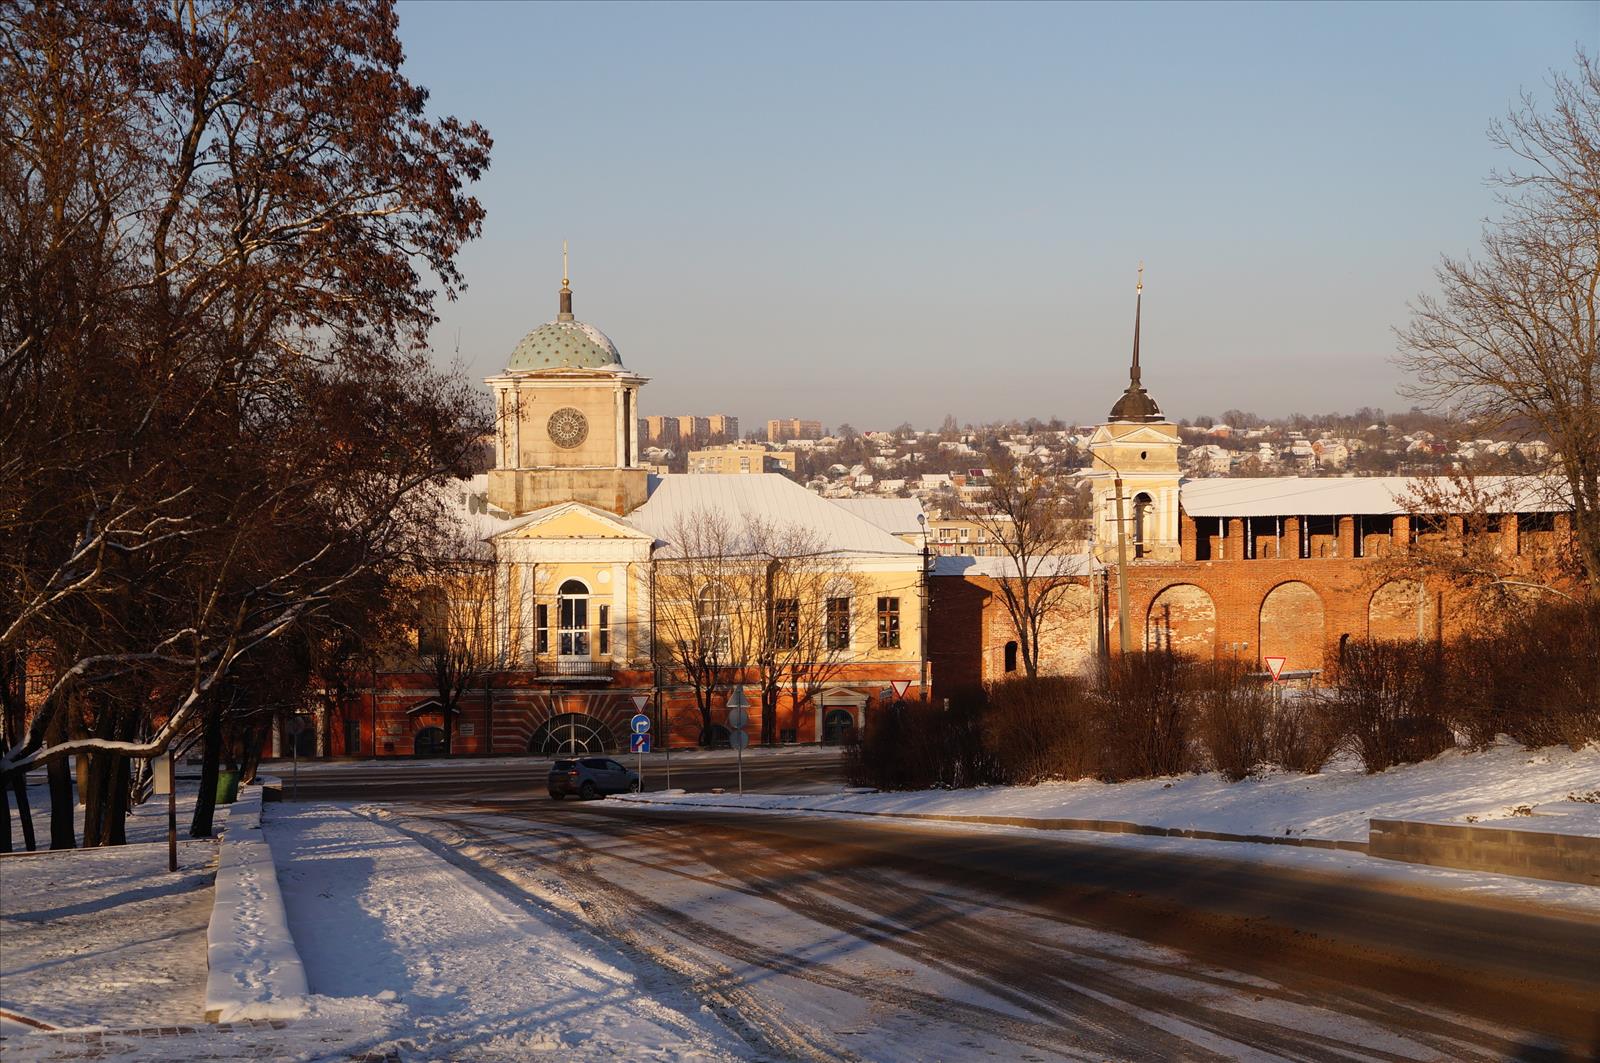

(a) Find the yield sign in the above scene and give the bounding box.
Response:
[1264,656,1288,682]
[890,679,912,699]
[631,694,649,711]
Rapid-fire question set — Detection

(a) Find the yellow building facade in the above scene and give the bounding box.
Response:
[375,270,926,756]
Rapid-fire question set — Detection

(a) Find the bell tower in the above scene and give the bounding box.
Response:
[1089,267,1182,562]
[485,249,650,516]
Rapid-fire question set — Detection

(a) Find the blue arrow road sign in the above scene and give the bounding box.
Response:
[630,734,652,754]
[630,713,651,735]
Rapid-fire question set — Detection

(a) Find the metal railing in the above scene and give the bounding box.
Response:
[536,656,614,679]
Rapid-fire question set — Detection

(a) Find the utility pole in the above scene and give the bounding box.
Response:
[917,513,931,699]
[1113,475,1133,655]
[651,557,668,789]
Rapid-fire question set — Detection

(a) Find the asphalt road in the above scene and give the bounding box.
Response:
[277,753,1600,1059]
[270,747,845,801]
[406,799,1600,1062]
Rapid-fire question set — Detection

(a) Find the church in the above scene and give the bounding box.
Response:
[359,264,928,757]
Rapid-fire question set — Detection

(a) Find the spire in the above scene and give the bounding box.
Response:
[557,240,574,321]
[1130,262,1144,388]
[1107,262,1164,423]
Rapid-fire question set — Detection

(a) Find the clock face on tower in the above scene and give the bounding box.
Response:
[546,407,589,449]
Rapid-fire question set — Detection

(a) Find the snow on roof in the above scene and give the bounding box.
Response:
[444,474,523,544]
[829,497,926,537]
[626,474,919,557]
[933,554,1100,580]
[1178,475,1568,518]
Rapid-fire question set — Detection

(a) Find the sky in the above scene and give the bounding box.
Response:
[395,1,1598,430]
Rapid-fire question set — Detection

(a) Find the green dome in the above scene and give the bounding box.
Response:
[506,318,622,371]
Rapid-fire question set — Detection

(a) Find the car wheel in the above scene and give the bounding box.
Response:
[579,781,597,800]
[628,780,640,793]
[548,791,563,801]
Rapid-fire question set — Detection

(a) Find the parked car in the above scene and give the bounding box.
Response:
[548,757,640,800]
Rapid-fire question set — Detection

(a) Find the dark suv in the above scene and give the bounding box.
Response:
[548,757,640,800]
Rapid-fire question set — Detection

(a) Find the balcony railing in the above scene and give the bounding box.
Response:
[534,656,614,680]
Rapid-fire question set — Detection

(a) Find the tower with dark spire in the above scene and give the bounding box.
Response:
[1088,265,1182,566]
[1107,265,1164,423]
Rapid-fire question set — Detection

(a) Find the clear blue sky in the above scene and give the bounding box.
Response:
[397,1,1598,430]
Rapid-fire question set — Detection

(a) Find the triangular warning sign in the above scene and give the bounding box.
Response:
[632,694,650,711]
[890,679,912,699]
[1264,656,1287,682]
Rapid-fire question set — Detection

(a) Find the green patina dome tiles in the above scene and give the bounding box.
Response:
[506,319,622,371]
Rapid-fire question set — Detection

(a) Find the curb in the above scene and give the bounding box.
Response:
[203,784,308,1023]
[614,795,1370,853]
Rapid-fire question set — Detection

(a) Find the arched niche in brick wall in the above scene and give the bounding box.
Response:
[1145,584,1217,658]
[1259,581,1326,672]
[1367,578,1436,642]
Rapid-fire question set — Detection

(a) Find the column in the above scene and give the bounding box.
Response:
[1180,511,1198,562]
[614,387,626,467]
[1284,516,1301,560]
[1226,518,1245,561]
[1501,513,1519,557]
[1391,514,1409,556]
[1337,516,1355,559]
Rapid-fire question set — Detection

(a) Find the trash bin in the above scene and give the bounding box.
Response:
[215,769,240,805]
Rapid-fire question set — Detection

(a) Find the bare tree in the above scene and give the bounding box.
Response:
[653,514,758,746]
[1397,53,1600,592]
[413,537,498,757]
[0,0,491,841]
[961,452,1091,677]
[746,521,864,745]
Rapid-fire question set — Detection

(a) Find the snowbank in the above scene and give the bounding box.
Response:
[204,785,308,1023]
[615,739,1600,842]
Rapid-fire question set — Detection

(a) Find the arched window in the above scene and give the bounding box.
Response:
[1004,640,1019,673]
[1133,492,1154,558]
[698,583,731,656]
[558,579,589,656]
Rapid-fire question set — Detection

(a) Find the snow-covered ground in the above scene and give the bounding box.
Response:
[273,744,839,772]
[619,739,1600,841]
[0,838,217,1032]
[261,801,743,1060]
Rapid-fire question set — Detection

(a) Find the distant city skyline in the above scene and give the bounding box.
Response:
[396,0,1597,428]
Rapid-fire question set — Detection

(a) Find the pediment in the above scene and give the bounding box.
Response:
[1089,423,1179,446]
[493,501,651,542]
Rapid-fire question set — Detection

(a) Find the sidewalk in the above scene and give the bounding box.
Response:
[261,801,741,1060]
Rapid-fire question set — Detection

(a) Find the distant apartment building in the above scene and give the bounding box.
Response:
[687,443,796,475]
[767,418,824,441]
[926,517,1008,557]
[639,415,680,447]
[638,413,738,447]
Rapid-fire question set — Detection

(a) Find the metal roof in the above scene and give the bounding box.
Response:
[1178,475,1568,518]
[627,474,921,557]
[932,554,1100,579]
[828,497,926,537]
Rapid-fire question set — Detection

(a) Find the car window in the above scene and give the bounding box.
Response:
[606,760,624,772]
[553,760,576,770]
[581,758,606,769]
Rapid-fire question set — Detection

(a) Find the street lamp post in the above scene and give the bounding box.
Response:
[1095,456,1136,656]
[917,512,931,699]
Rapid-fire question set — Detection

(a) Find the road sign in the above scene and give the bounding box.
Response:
[890,679,912,700]
[728,730,750,751]
[726,706,749,729]
[1264,656,1288,682]
[286,716,308,736]
[631,694,649,712]
[630,734,652,754]
[726,687,750,730]
[631,713,651,735]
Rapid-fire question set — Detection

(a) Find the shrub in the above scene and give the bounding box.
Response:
[1324,640,1454,773]
[1195,660,1273,781]
[983,676,1098,784]
[1098,651,1197,781]
[844,690,1001,791]
[1265,694,1341,774]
